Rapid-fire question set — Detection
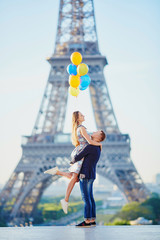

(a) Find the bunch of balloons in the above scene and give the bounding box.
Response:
[67,52,91,97]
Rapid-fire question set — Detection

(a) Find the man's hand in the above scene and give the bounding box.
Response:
[70,159,75,165]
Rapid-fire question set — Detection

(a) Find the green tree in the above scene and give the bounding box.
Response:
[105,219,130,225]
[150,192,160,199]
[141,197,160,223]
[112,201,155,221]
[0,209,7,227]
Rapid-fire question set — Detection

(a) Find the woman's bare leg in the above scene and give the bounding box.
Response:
[65,173,78,202]
[56,170,72,179]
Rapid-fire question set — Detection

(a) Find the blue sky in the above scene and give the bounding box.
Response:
[0,0,160,185]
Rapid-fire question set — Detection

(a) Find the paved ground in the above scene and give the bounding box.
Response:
[0,226,160,240]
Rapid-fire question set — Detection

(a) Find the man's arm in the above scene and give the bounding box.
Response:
[70,145,91,164]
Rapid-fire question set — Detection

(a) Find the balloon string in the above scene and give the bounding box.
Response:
[74,96,79,111]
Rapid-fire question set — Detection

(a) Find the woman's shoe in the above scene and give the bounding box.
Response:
[60,199,68,214]
[44,166,58,175]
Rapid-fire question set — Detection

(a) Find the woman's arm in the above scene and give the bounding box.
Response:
[80,127,102,147]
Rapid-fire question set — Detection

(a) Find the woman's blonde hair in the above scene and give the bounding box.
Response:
[72,111,80,147]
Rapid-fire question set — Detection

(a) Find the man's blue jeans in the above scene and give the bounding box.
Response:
[79,178,96,220]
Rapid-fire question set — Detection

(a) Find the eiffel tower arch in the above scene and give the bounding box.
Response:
[0,0,150,223]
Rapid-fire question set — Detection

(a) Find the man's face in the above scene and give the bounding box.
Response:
[91,131,102,142]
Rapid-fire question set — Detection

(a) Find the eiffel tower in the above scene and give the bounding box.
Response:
[0,0,150,223]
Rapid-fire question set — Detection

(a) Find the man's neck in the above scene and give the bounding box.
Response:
[91,137,100,143]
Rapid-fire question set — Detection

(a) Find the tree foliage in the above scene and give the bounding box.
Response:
[110,197,160,224]
[105,218,130,225]
[141,197,160,223]
[0,209,7,227]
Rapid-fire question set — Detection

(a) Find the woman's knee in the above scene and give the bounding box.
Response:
[71,173,78,181]
[70,177,78,184]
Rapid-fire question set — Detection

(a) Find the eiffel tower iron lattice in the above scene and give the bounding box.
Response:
[0,0,150,223]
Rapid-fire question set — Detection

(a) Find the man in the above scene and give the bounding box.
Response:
[71,130,106,227]
[44,130,106,227]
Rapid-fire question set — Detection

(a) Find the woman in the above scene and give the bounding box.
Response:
[44,111,102,214]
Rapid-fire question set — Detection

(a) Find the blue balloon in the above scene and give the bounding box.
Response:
[67,64,77,75]
[79,85,88,91]
[80,75,91,88]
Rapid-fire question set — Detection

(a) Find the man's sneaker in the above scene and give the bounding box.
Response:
[44,166,58,175]
[90,221,96,226]
[76,221,92,227]
[60,199,68,214]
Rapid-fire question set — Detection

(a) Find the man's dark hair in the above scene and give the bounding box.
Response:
[100,130,106,142]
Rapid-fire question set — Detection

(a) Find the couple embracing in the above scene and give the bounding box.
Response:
[44,111,106,227]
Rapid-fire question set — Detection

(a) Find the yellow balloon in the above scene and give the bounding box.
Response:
[77,63,89,76]
[70,52,82,65]
[69,75,80,88]
[69,86,80,97]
